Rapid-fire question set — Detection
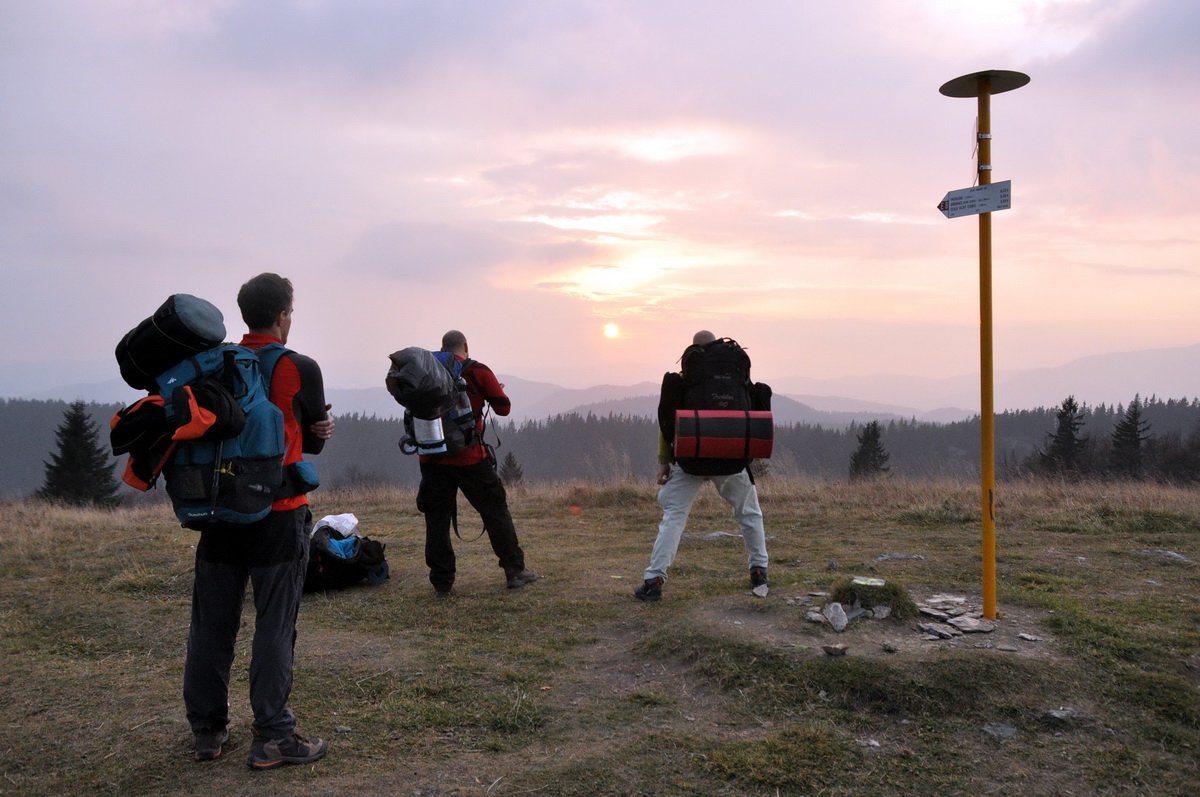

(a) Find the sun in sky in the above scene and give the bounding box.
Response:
[603,322,620,340]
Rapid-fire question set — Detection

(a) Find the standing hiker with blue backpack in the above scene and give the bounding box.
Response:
[634,330,773,602]
[181,274,334,768]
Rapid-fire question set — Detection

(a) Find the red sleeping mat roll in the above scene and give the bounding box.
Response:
[674,410,773,460]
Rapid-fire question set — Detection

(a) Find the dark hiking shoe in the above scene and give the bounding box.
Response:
[193,729,228,761]
[434,587,454,600]
[634,577,664,602]
[247,732,328,770]
[505,569,539,589]
[750,567,769,588]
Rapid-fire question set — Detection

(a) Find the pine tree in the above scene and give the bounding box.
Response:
[849,420,890,480]
[1110,395,1151,478]
[1039,396,1088,475]
[498,451,524,487]
[38,400,120,507]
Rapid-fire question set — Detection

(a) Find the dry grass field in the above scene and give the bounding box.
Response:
[1,477,1198,796]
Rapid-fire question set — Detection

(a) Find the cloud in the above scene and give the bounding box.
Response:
[338,221,521,278]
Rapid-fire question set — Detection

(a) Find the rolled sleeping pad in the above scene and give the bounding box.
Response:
[674,409,774,460]
[115,294,226,391]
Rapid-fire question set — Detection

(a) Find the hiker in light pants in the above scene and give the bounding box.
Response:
[634,330,771,602]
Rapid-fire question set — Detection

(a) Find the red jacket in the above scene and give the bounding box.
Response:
[419,356,510,467]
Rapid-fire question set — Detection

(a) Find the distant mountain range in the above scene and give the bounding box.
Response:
[5,344,1197,429]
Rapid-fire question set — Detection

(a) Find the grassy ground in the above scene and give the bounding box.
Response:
[1,477,1197,796]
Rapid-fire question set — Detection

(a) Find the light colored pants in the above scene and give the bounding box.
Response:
[644,464,768,582]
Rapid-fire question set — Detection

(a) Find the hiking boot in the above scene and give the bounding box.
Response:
[246,732,328,770]
[505,568,539,589]
[193,728,228,761]
[434,587,454,600]
[750,566,769,589]
[634,577,664,602]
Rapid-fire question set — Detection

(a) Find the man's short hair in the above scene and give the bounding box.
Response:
[238,273,294,331]
[693,330,717,346]
[441,329,467,352]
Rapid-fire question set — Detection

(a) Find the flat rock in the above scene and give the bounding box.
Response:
[696,531,741,540]
[917,622,962,639]
[983,722,1018,739]
[918,606,952,621]
[876,552,925,561]
[1136,548,1191,563]
[751,584,770,598]
[1042,707,1087,726]
[844,605,867,622]
[948,616,996,633]
[822,644,848,656]
[928,593,968,605]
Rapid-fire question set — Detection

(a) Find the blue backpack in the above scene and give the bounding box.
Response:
[155,343,290,528]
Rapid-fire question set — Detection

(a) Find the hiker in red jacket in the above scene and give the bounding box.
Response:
[416,329,538,597]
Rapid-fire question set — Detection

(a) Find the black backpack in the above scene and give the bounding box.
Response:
[659,338,771,476]
[304,526,389,592]
[681,338,754,411]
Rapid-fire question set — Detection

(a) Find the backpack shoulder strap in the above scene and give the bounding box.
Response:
[253,342,292,388]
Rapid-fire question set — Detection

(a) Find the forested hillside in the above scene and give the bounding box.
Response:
[3,396,1198,499]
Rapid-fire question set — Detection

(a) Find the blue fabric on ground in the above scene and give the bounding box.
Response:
[327,536,357,559]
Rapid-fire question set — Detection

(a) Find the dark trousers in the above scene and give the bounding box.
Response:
[183,506,310,739]
[418,460,525,590]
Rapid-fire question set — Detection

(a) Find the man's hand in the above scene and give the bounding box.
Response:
[656,463,671,485]
[311,404,335,440]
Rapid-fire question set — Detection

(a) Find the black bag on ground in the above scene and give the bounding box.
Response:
[304,526,389,592]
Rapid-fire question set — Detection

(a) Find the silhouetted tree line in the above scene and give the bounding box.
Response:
[1026,395,1200,481]
[3,395,1198,498]
[291,397,1200,487]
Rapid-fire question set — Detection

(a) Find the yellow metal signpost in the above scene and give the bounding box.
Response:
[938,69,1029,620]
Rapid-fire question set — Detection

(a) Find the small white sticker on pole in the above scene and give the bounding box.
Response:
[937,180,1011,219]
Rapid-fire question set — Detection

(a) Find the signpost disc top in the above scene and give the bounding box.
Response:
[939,70,1030,98]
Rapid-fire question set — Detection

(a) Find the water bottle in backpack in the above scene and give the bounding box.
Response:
[448,375,476,445]
[410,415,448,455]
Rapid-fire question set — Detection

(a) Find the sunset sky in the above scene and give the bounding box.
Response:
[2,0,1197,400]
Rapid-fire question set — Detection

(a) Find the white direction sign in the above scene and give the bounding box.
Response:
[938,180,1011,219]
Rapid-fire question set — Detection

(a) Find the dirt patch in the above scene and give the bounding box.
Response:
[543,619,766,734]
